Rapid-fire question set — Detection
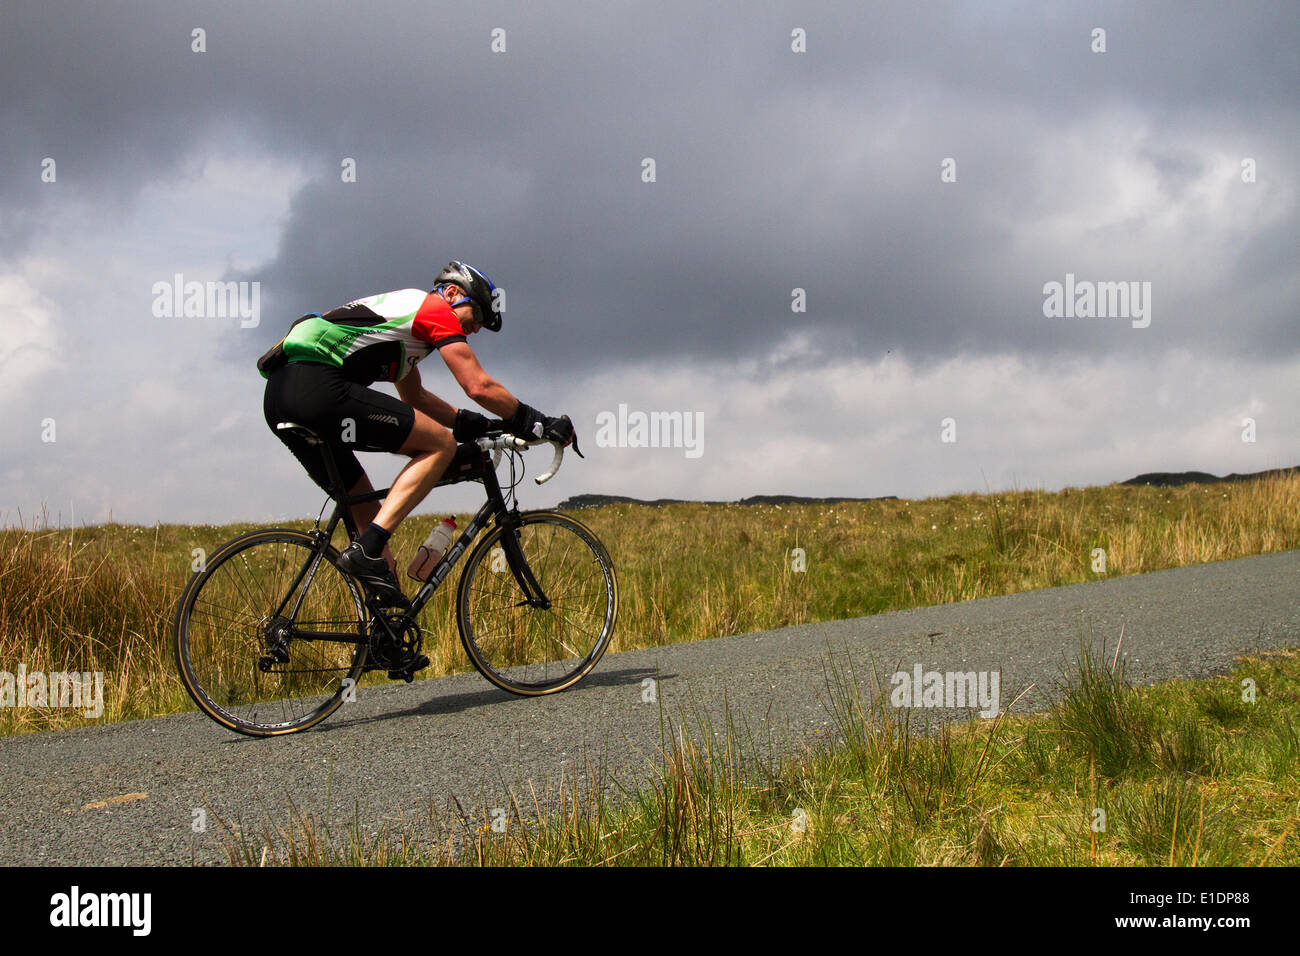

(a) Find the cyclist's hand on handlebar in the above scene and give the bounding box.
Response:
[505,402,546,441]
[544,414,584,458]
[453,408,493,442]
[503,404,584,458]
[542,414,572,446]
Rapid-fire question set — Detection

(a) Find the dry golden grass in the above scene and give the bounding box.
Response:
[0,473,1295,734]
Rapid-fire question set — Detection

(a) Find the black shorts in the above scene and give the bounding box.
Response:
[263,361,415,493]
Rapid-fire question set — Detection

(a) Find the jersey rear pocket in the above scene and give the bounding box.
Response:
[257,313,321,376]
[256,342,288,375]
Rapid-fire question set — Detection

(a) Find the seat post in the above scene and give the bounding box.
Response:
[318,442,349,504]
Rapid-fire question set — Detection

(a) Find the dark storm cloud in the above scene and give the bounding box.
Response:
[2,0,1296,372]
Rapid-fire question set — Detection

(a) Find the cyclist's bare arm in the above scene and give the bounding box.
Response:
[438,341,519,418]
[394,366,457,427]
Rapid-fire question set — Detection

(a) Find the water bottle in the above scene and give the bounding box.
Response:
[407,517,457,582]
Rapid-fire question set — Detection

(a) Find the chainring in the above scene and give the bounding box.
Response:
[365,612,423,672]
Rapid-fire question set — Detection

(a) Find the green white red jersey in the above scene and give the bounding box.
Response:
[278,289,467,384]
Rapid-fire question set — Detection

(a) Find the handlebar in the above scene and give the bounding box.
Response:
[476,434,566,485]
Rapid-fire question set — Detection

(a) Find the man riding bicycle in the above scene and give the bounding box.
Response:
[259,260,573,608]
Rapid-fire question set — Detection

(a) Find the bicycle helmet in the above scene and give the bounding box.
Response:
[433,260,501,331]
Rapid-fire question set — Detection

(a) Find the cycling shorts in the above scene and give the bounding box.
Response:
[263,361,415,493]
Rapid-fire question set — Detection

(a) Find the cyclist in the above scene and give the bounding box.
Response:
[259,260,573,607]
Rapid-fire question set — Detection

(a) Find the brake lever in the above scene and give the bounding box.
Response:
[553,414,584,458]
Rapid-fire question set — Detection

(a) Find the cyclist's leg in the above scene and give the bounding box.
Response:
[265,363,401,567]
[343,472,397,571]
[320,375,457,537]
[371,410,457,532]
[264,361,456,538]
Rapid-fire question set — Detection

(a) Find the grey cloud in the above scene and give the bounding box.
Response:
[1,0,1295,378]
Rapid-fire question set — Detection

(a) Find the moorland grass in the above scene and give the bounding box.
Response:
[0,473,1295,735]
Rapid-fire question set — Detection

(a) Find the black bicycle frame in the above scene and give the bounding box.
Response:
[274,431,550,646]
[404,452,551,615]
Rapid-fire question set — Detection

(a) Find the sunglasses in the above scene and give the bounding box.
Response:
[446,290,484,326]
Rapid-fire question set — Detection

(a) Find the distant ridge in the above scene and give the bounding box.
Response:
[556,493,899,510]
[1120,465,1299,487]
[556,465,1298,509]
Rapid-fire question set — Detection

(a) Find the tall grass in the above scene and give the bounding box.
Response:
[0,517,188,733]
[1,474,1296,733]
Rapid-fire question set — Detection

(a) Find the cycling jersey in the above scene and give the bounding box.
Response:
[274,289,467,385]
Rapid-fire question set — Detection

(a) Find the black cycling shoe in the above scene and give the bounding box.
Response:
[337,542,411,608]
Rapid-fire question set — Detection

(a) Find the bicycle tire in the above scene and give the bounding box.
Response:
[174,528,368,737]
[456,511,617,695]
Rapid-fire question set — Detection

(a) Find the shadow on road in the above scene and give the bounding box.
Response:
[211,665,672,739]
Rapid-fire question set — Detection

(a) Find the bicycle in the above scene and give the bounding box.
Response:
[173,418,618,737]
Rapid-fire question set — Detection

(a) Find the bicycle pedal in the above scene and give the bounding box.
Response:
[388,655,430,683]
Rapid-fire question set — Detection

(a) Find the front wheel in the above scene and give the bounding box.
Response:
[456,511,618,695]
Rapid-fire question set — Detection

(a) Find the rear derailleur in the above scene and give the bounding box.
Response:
[257,616,294,672]
[364,610,429,683]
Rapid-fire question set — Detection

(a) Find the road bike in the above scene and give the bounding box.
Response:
[173,420,618,737]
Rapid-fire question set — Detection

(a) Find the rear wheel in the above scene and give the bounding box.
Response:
[174,529,368,736]
[456,512,617,695]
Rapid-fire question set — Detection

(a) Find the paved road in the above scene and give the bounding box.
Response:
[2,550,1296,865]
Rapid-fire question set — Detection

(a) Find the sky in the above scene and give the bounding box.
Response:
[1,0,1296,526]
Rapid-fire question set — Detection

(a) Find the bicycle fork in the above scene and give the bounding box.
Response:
[496,514,551,609]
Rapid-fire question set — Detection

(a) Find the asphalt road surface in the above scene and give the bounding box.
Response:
[2,549,1296,865]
